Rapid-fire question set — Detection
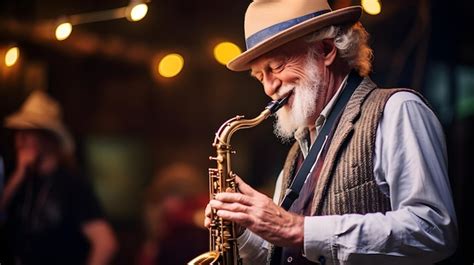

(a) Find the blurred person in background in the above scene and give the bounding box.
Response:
[137,162,208,265]
[0,90,117,265]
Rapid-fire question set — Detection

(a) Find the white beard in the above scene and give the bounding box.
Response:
[273,56,323,142]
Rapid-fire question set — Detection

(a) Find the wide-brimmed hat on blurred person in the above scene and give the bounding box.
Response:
[4,90,74,154]
[227,0,362,71]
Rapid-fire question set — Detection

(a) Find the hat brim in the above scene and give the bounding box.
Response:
[5,113,75,154]
[227,6,362,71]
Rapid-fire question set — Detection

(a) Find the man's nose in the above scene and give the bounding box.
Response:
[263,75,282,99]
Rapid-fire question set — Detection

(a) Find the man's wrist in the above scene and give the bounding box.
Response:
[236,225,246,237]
[289,214,305,248]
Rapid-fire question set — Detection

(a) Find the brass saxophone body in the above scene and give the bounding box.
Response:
[188,96,289,265]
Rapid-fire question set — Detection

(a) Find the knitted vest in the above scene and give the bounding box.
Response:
[268,77,425,264]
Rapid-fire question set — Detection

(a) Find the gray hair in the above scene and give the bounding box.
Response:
[305,22,373,76]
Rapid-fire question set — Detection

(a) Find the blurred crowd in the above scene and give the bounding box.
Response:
[0,90,209,265]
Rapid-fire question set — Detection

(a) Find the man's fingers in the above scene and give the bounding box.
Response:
[214,192,253,206]
[210,199,249,213]
[215,210,252,227]
[204,203,212,228]
[235,175,257,196]
[205,203,212,217]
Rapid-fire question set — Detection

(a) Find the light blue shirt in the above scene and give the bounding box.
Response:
[237,87,458,264]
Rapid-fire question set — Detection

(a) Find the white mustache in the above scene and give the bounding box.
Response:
[277,85,295,99]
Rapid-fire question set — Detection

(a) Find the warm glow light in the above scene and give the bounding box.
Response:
[129,3,148,21]
[213,42,242,65]
[158,53,184,78]
[5,47,20,67]
[55,22,73,41]
[361,0,381,15]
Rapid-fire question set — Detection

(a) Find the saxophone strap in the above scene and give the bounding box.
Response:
[279,71,363,211]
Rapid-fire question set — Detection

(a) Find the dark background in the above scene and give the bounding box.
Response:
[0,0,472,264]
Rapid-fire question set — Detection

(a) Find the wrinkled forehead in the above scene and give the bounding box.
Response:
[249,37,314,71]
[249,52,286,73]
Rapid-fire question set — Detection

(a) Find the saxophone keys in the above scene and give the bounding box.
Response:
[212,181,219,191]
[223,243,231,249]
[209,155,223,163]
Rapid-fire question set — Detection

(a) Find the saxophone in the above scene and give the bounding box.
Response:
[188,95,289,265]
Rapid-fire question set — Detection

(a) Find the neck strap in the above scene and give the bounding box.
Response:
[280,71,363,210]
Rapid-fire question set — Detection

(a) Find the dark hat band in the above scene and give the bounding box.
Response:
[245,9,331,49]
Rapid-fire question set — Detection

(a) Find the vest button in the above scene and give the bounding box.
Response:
[287,256,293,263]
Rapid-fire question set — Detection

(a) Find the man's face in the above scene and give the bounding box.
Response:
[14,130,45,169]
[15,130,42,154]
[250,41,325,141]
[14,129,59,165]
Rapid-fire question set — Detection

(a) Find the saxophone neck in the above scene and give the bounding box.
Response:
[213,94,290,146]
[212,111,267,147]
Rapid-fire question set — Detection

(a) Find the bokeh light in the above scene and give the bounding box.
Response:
[5,46,20,67]
[55,22,73,41]
[129,3,148,22]
[361,0,381,15]
[158,53,184,78]
[213,42,242,65]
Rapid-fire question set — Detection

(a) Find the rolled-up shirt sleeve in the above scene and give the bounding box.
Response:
[302,92,458,264]
[237,228,269,264]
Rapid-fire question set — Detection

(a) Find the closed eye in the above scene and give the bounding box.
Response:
[271,63,284,73]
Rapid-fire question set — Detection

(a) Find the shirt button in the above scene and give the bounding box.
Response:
[287,256,293,263]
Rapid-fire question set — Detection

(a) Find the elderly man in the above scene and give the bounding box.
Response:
[206,0,457,264]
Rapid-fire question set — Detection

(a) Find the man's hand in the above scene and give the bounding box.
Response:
[204,195,246,237]
[15,146,40,178]
[1,147,39,209]
[208,176,304,248]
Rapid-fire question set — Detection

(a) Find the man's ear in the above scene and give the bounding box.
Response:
[322,39,337,66]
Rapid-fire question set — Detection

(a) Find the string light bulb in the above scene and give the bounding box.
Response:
[158,53,184,78]
[5,46,20,67]
[55,22,73,41]
[361,0,381,15]
[127,3,148,22]
[213,42,242,65]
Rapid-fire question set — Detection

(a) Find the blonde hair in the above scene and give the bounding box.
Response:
[306,22,373,76]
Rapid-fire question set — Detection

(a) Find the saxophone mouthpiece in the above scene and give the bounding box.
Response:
[266,90,292,114]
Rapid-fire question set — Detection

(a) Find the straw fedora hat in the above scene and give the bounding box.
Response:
[227,0,362,71]
[4,90,74,154]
